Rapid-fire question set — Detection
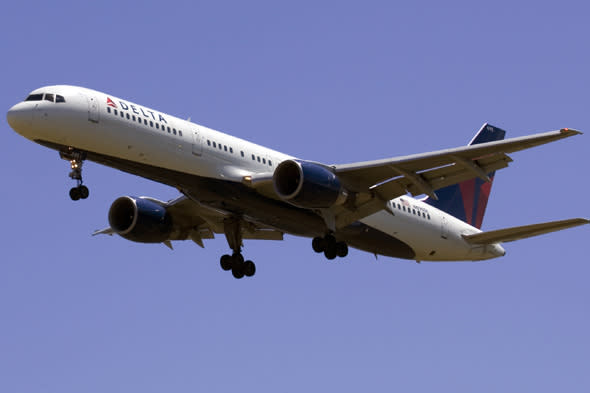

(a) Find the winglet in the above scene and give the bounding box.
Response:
[560,128,582,136]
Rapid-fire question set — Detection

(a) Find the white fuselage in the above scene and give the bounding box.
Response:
[7,85,505,261]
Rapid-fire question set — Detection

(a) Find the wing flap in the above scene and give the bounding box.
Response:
[373,153,512,200]
[335,128,581,192]
[462,218,590,245]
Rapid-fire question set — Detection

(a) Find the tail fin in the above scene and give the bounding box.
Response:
[424,123,506,229]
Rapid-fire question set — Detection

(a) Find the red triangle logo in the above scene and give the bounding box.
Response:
[106,97,117,108]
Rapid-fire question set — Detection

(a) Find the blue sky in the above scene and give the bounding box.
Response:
[1,1,589,392]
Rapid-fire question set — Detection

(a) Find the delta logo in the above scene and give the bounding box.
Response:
[106,97,168,124]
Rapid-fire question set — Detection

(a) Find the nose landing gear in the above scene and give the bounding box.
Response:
[60,149,89,201]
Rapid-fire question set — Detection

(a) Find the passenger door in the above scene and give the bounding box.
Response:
[87,95,99,123]
[192,130,202,156]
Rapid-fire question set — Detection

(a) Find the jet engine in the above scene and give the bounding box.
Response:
[108,196,172,243]
[273,160,348,208]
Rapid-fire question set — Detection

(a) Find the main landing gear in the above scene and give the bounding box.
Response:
[312,234,348,260]
[220,218,256,279]
[60,149,89,201]
[220,253,256,279]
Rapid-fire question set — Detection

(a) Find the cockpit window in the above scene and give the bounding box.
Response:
[25,94,43,101]
[44,93,54,102]
[56,95,66,103]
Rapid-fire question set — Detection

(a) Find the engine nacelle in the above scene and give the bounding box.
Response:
[273,160,347,208]
[108,196,172,243]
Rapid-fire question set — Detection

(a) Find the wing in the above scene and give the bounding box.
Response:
[462,218,590,245]
[93,195,283,248]
[326,128,581,228]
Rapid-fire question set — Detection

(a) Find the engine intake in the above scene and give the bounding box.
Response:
[108,196,172,243]
[273,160,347,208]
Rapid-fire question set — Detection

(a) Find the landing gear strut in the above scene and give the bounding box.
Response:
[312,234,348,260]
[60,149,89,201]
[220,218,256,279]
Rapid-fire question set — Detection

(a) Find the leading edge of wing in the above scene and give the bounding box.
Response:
[333,128,581,191]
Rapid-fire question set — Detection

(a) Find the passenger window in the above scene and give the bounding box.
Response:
[252,154,255,160]
[144,119,148,125]
[230,147,233,153]
[167,126,171,132]
[150,121,154,127]
[56,95,66,103]
[173,129,177,135]
[114,109,118,115]
[257,156,261,162]
[269,160,272,166]
[262,158,266,164]
[213,142,217,148]
[120,111,124,118]
[156,123,159,129]
[44,93,54,102]
[126,113,130,119]
[107,107,111,113]
[25,94,43,101]
[241,151,244,157]
[224,145,227,152]
[179,131,182,136]
[207,140,211,146]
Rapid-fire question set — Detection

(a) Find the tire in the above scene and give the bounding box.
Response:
[336,242,348,258]
[69,187,80,201]
[324,234,336,247]
[79,185,89,199]
[312,237,325,253]
[232,253,244,265]
[243,261,256,277]
[220,254,232,271]
[324,247,337,260]
[232,265,245,279]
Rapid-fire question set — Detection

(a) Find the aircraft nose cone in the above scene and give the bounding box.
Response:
[7,103,31,133]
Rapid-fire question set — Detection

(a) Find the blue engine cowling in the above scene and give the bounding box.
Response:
[108,196,172,243]
[273,160,347,208]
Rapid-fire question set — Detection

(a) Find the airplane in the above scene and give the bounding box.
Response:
[7,85,589,279]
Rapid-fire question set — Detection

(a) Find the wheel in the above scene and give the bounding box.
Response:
[324,246,337,260]
[324,234,336,248]
[232,252,244,265]
[232,264,245,279]
[220,254,232,271]
[243,260,256,277]
[69,187,80,201]
[79,185,89,199]
[312,237,325,253]
[336,242,348,258]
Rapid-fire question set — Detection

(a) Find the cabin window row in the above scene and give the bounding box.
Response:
[393,202,431,220]
[107,106,182,137]
[206,139,272,167]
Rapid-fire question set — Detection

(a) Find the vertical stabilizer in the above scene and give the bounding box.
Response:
[424,123,506,229]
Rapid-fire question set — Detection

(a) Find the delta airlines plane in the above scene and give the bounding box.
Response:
[7,85,589,279]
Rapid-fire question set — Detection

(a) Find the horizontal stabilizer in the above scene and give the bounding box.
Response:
[462,218,589,245]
